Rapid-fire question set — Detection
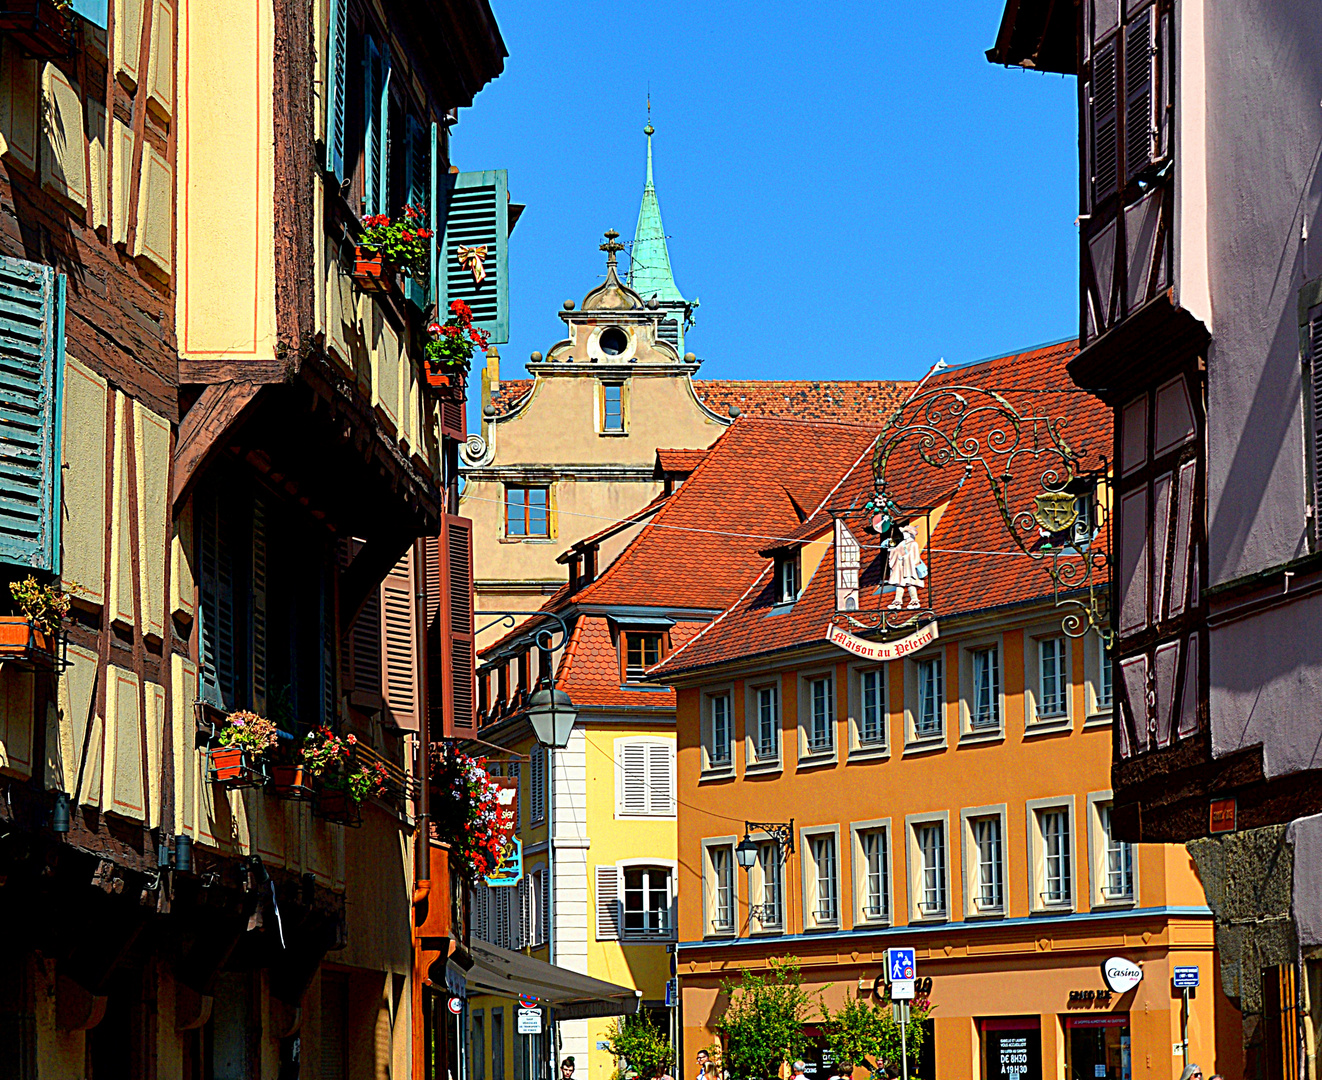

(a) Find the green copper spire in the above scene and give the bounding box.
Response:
[628,122,686,303]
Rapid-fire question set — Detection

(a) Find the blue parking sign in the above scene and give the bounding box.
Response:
[888,947,916,982]
[1173,966,1199,988]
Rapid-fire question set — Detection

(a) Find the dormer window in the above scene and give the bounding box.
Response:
[776,554,801,604]
[623,632,665,682]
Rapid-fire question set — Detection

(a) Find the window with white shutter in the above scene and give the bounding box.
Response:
[615,739,674,818]
[646,742,674,815]
[516,875,529,949]
[594,865,620,940]
[0,255,63,574]
[529,747,545,825]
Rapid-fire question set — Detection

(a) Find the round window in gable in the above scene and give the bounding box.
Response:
[598,327,628,357]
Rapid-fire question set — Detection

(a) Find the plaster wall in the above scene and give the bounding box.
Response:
[1201,0,1322,584]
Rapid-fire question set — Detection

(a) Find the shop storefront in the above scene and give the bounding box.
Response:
[982,1017,1043,1080]
[1064,1015,1131,1080]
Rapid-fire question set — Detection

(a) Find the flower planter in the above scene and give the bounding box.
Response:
[206,746,266,789]
[270,763,316,801]
[0,0,73,59]
[350,246,395,293]
[0,616,56,668]
[315,788,361,827]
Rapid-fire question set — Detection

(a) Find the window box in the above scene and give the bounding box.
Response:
[269,762,317,801]
[425,364,468,400]
[315,787,363,827]
[0,0,73,60]
[350,245,396,294]
[0,616,57,669]
[207,746,267,790]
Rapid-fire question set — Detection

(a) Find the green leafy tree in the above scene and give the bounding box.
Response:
[607,1012,674,1080]
[868,995,932,1078]
[713,958,817,1080]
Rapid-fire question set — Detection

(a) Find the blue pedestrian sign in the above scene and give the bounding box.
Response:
[1173,966,1200,989]
[888,947,916,982]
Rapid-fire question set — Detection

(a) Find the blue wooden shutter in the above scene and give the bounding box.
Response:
[403,115,432,308]
[377,45,392,216]
[197,491,236,710]
[428,122,439,302]
[363,36,380,215]
[0,256,63,573]
[324,0,347,182]
[438,170,509,344]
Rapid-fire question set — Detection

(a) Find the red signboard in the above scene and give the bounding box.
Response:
[1209,798,1236,834]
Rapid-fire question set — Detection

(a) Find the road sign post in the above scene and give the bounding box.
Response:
[1173,967,1199,1068]
[887,949,917,1080]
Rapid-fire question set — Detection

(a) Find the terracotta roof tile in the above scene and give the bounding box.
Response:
[490,379,534,416]
[556,617,708,710]
[654,448,708,476]
[693,380,918,422]
[654,340,1112,677]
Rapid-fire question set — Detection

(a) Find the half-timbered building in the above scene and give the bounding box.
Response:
[989,2,1322,1074]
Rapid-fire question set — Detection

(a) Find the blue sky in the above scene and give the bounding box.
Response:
[454,0,1079,416]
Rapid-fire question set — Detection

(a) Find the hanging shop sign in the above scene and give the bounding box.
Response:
[1102,958,1143,994]
[487,836,523,887]
[826,620,939,662]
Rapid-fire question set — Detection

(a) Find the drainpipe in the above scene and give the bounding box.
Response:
[412,536,432,1080]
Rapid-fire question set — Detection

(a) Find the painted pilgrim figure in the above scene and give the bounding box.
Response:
[887,524,924,609]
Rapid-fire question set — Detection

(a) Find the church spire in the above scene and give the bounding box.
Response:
[628,119,686,304]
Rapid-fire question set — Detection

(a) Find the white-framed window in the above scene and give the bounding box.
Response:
[1087,792,1136,907]
[747,680,781,767]
[800,826,841,929]
[1099,639,1113,709]
[799,672,836,760]
[959,638,1004,737]
[961,805,1008,917]
[1084,632,1114,720]
[750,838,784,932]
[701,838,737,937]
[703,690,734,773]
[850,820,892,926]
[1025,629,1072,727]
[1027,796,1076,911]
[615,738,675,818]
[1039,637,1068,717]
[849,665,888,755]
[776,554,801,603]
[622,865,673,938]
[522,866,549,948]
[529,746,546,825]
[905,650,945,746]
[906,813,949,921]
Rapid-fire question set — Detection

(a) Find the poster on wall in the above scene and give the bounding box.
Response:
[983,1020,1042,1080]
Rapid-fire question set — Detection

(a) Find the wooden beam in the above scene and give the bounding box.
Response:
[178,360,288,383]
[172,382,266,508]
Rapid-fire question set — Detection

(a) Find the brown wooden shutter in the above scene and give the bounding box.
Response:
[1091,39,1119,204]
[380,548,420,731]
[349,587,382,702]
[440,399,465,442]
[1124,7,1157,183]
[439,515,476,736]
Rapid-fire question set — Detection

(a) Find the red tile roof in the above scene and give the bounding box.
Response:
[653,340,1111,678]
[491,379,534,416]
[693,380,918,422]
[654,448,708,476]
[555,616,708,711]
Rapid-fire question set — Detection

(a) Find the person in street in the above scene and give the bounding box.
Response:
[886,524,925,609]
[1177,1065,1202,1080]
[561,1057,575,1080]
[827,1060,854,1080]
[791,1061,808,1080]
[694,1050,709,1080]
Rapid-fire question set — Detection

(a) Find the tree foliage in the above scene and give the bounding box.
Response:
[820,994,932,1078]
[607,1011,674,1080]
[713,958,817,1080]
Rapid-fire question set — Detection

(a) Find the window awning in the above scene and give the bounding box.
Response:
[459,941,642,1020]
[606,614,676,630]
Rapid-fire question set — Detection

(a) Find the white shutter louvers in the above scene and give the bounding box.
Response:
[595,865,620,940]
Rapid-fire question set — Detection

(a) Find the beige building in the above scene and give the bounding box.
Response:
[462,128,915,645]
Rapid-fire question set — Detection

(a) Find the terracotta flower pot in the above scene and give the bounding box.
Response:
[350,246,395,293]
[0,616,54,664]
[0,0,72,59]
[271,763,315,800]
[208,745,244,782]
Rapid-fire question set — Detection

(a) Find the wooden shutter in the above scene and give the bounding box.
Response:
[440,515,476,735]
[428,121,439,303]
[380,548,419,731]
[509,761,521,830]
[646,742,674,815]
[251,496,268,715]
[472,882,489,942]
[1302,283,1322,547]
[350,586,382,699]
[620,742,647,815]
[363,36,381,215]
[495,885,511,949]
[438,170,510,344]
[594,865,619,940]
[197,489,235,709]
[540,868,550,945]
[322,564,337,726]
[404,115,431,308]
[325,0,347,182]
[377,46,392,214]
[517,875,529,949]
[424,533,444,730]
[529,747,544,824]
[1124,7,1157,183]
[0,256,63,573]
[1091,39,1119,204]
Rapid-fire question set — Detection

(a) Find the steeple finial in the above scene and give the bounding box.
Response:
[600,229,625,270]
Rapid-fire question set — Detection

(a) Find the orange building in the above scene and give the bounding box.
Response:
[653,342,1244,1080]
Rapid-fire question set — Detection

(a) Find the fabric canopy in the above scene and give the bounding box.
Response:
[460,941,642,1020]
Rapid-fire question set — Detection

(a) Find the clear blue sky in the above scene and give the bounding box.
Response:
[454,0,1079,412]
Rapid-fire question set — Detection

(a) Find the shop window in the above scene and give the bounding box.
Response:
[1064,1015,1130,1080]
[491,1009,505,1080]
[702,691,733,773]
[802,827,840,929]
[505,485,550,539]
[982,1018,1042,1080]
[472,1012,486,1080]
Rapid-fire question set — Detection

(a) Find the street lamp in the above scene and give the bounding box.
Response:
[526,687,577,749]
[735,836,758,870]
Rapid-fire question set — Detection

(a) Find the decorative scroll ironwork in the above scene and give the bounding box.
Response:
[475,610,574,658]
[835,383,1112,646]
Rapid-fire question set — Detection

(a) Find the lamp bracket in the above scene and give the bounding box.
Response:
[745,820,794,855]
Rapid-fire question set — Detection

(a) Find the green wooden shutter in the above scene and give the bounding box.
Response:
[428,121,439,306]
[251,496,268,715]
[403,114,431,309]
[363,36,380,215]
[197,490,236,710]
[325,0,347,182]
[377,45,392,216]
[0,255,63,573]
[438,169,509,344]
